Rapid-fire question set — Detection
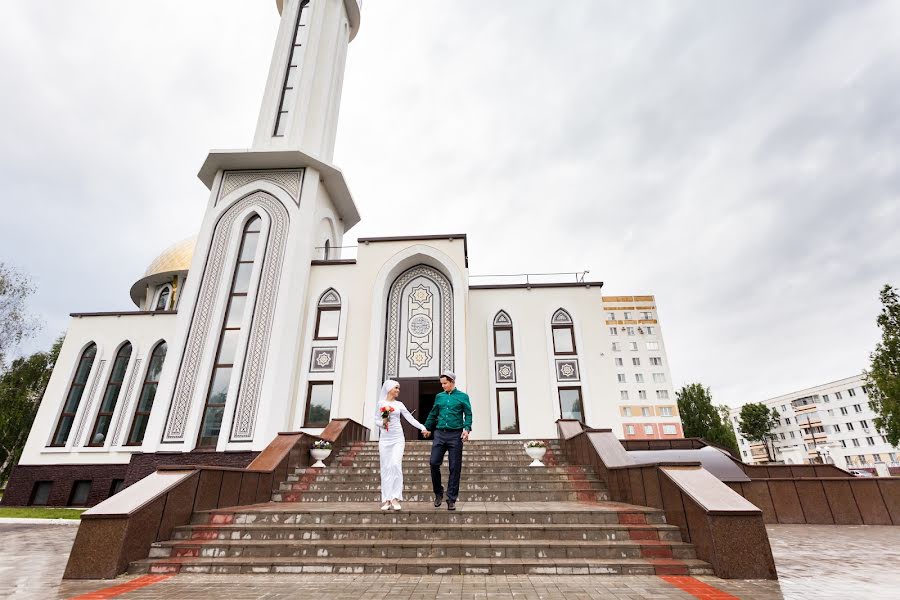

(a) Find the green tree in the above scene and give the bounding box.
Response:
[0,263,42,370]
[738,402,781,462]
[865,284,900,446]
[0,338,62,483]
[675,383,739,454]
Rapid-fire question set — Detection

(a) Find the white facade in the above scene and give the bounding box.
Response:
[729,374,900,469]
[17,0,685,472]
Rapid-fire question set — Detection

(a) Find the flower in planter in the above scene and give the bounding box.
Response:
[524,440,546,449]
[312,440,333,450]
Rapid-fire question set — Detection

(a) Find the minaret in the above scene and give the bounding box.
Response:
[143,0,362,453]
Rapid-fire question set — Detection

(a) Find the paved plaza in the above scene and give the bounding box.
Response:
[0,521,897,599]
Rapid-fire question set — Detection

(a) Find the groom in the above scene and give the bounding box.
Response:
[422,371,472,511]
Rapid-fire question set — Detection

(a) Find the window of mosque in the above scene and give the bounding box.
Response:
[552,326,575,354]
[304,382,334,427]
[88,342,132,446]
[494,327,513,356]
[198,216,261,449]
[155,286,170,311]
[67,480,92,507]
[50,343,97,447]
[127,341,167,446]
[273,0,311,137]
[558,387,584,422]
[315,308,340,340]
[497,389,520,434]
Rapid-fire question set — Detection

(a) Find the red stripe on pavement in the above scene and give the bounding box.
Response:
[68,574,173,599]
[659,576,742,600]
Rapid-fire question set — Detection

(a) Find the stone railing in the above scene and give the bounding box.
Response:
[557,420,777,580]
[63,418,368,579]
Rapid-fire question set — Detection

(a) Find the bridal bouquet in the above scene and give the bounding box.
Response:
[380,405,395,430]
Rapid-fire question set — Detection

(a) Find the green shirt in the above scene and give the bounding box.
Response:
[424,388,472,432]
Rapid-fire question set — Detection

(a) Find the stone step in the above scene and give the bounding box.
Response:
[176,522,681,542]
[190,502,669,526]
[344,441,562,447]
[130,556,713,576]
[291,466,591,477]
[286,473,602,484]
[327,461,560,469]
[281,480,608,492]
[148,538,696,560]
[271,490,610,503]
[335,451,559,458]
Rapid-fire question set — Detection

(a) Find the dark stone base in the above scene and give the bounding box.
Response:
[1,463,129,507]
[1,451,259,507]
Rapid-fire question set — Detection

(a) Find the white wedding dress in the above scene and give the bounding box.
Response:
[375,399,425,502]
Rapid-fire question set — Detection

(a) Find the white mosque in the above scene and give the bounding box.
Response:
[6,0,682,507]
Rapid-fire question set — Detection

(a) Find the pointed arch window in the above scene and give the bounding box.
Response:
[88,343,133,446]
[154,286,171,311]
[493,310,514,356]
[126,341,167,446]
[551,309,576,355]
[197,216,262,448]
[50,343,97,447]
[315,289,341,340]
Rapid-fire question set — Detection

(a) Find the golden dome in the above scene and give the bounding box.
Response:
[143,236,196,278]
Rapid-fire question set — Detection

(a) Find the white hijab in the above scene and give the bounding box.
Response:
[379,379,399,406]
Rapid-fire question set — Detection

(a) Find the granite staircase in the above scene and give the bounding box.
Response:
[131,440,713,575]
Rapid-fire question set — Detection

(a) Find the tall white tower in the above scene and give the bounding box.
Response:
[143,0,362,453]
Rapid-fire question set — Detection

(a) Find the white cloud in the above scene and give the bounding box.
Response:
[1,0,898,408]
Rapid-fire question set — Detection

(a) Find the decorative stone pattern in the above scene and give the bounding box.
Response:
[164,192,289,443]
[556,359,580,382]
[495,360,516,384]
[318,289,341,306]
[310,347,336,373]
[385,266,453,379]
[219,170,304,206]
[552,308,573,324]
[493,310,512,326]
[73,360,106,447]
[112,358,142,446]
[405,284,434,371]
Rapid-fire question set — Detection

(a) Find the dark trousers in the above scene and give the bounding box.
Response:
[430,429,464,502]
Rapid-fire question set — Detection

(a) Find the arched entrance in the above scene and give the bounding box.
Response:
[383,264,453,439]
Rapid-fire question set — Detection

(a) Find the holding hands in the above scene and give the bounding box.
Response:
[422,430,431,438]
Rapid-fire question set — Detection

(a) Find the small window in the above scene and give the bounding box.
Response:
[785,417,791,425]
[632,358,640,366]
[662,425,677,435]
[154,286,171,311]
[656,390,669,400]
[626,425,635,435]
[626,327,635,336]
[866,437,875,446]
[305,381,334,427]
[638,390,647,400]
[847,422,855,431]
[493,322,514,356]
[496,389,519,434]
[623,312,631,319]
[835,391,843,400]
[606,312,616,320]
[628,342,638,351]
[558,387,584,422]
[51,343,98,447]
[643,425,653,435]
[622,407,632,417]
[315,308,340,340]
[641,407,651,417]
[852,439,860,447]
[29,481,52,506]
[644,326,655,335]
[617,373,626,383]
[660,407,673,417]
[861,420,869,428]
[552,326,575,355]
[652,373,665,383]
[789,431,795,439]
[848,388,856,397]
[822,395,830,403]
[620,390,629,401]
[109,479,125,497]
[646,342,659,351]
[68,480,92,507]
[635,374,644,383]
[611,342,621,352]
[649,357,662,366]
[853,404,862,413]
[614,358,623,366]
[609,327,618,336]
[781,405,787,412]
[833,424,841,433]
[840,407,849,415]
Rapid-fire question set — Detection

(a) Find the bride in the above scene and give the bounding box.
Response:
[375,379,426,511]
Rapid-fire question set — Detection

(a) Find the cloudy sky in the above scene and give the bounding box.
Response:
[2,1,898,408]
